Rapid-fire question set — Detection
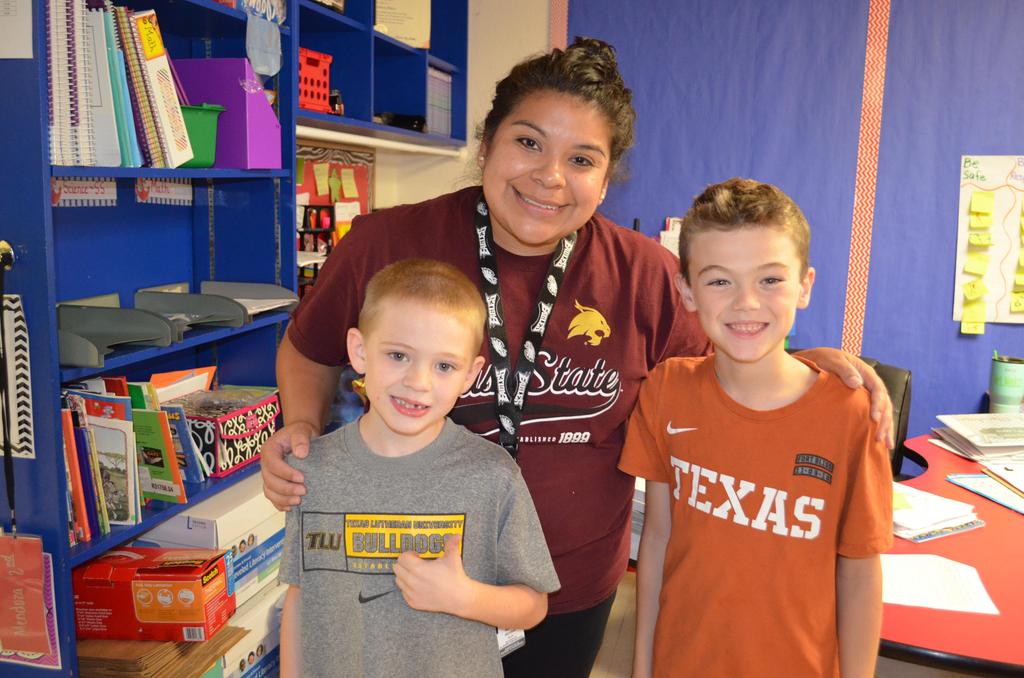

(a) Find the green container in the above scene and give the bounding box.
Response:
[180,103,225,168]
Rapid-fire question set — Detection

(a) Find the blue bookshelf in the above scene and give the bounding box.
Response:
[0,0,297,673]
[297,0,467,143]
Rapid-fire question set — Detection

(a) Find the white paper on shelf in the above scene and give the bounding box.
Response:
[881,554,999,615]
[234,297,295,315]
[296,251,328,268]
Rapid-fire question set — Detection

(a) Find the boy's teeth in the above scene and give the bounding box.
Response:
[396,397,426,409]
[730,323,765,333]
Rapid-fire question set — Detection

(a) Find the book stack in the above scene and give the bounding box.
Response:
[46,1,192,167]
[60,369,215,546]
[47,0,96,165]
[892,482,983,542]
[426,66,452,137]
[932,412,1024,461]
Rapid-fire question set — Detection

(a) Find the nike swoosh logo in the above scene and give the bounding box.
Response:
[357,589,395,604]
[666,423,697,435]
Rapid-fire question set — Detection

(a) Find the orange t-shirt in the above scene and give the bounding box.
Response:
[619,356,893,678]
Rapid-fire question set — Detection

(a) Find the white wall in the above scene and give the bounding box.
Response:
[373,0,550,208]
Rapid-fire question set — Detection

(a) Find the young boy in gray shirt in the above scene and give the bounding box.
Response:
[279,259,560,678]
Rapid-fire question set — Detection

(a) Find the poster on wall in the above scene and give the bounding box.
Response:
[952,155,1024,333]
[295,142,374,245]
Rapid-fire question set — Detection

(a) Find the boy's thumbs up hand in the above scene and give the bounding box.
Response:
[394,534,469,615]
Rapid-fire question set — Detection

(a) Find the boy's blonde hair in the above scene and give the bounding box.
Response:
[679,178,811,282]
[359,259,486,352]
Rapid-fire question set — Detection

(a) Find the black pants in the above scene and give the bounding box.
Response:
[502,591,617,678]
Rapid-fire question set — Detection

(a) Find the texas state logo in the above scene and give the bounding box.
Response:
[567,299,611,346]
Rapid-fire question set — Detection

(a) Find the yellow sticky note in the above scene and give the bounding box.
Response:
[296,157,305,180]
[1012,292,1024,313]
[969,213,992,230]
[313,162,329,195]
[960,320,985,335]
[963,298,986,323]
[964,252,989,276]
[1015,272,1024,291]
[968,232,993,247]
[970,191,995,214]
[341,169,359,199]
[963,278,988,300]
[893,489,911,511]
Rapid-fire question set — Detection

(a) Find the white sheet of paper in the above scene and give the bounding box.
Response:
[0,0,33,58]
[334,200,362,223]
[881,554,999,615]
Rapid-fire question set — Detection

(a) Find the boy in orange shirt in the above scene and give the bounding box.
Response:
[620,178,893,678]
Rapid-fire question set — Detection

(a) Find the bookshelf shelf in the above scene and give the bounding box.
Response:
[59,311,291,382]
[373,30,422,56]
[298,0,365,32]
[297,110,464,148]
[120,0,292,38]
[0,0,296,672]
[68,463,261,567]
[427,54,460,74]
[298,0,467,144]
[52,166,293,179]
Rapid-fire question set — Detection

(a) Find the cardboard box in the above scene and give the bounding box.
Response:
[136,474,284,606]
[175,59,283,169]
[221,581,287,678]
[73,548,236,642]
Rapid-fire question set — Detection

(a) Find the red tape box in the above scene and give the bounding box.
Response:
[73,547,235,642]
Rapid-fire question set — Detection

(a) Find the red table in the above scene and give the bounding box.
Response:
[880,435,1024,675]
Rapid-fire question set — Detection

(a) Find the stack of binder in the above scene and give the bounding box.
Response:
[47,1,192,167]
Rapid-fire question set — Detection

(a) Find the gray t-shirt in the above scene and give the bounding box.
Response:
[280,419,560,678]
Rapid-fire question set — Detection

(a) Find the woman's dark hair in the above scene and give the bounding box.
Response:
[478,37,635,179]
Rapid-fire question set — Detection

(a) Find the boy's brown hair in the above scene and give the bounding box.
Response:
[359,259,486,352]
[678,178,811,282]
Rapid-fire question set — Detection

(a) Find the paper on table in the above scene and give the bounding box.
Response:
[881,554,999,615]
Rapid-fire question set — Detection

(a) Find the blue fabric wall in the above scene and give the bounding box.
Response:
[570,0,1024,436]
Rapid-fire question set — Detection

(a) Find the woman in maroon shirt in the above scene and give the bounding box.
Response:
[262,37,893,678]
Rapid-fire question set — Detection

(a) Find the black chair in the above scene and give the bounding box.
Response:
[860,356,913,477]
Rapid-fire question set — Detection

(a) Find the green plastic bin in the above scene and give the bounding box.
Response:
[180,103,225,168]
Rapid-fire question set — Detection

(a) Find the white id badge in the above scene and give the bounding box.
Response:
[496,627,526,658]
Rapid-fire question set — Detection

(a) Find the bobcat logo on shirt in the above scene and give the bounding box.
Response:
[567,300,611,346]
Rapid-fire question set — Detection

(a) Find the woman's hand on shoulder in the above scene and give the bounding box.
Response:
[260,421,318,511]
[794,348,894,448]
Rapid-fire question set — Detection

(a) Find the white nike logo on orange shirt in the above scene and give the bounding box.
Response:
[666,423,697,435]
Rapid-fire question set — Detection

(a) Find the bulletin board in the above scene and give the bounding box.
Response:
[295,142,374,242]
[952,155,1024,331]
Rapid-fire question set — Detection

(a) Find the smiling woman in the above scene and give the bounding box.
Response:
[262,36,890,678]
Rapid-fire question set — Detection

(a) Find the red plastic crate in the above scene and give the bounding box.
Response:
[299,47,333,114]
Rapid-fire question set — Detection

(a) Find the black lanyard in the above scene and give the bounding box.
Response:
[474,197,577,458]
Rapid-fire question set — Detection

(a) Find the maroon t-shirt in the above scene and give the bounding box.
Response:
[288,187,710,613]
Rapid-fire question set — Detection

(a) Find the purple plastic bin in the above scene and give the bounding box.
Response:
[174,59,282,170]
